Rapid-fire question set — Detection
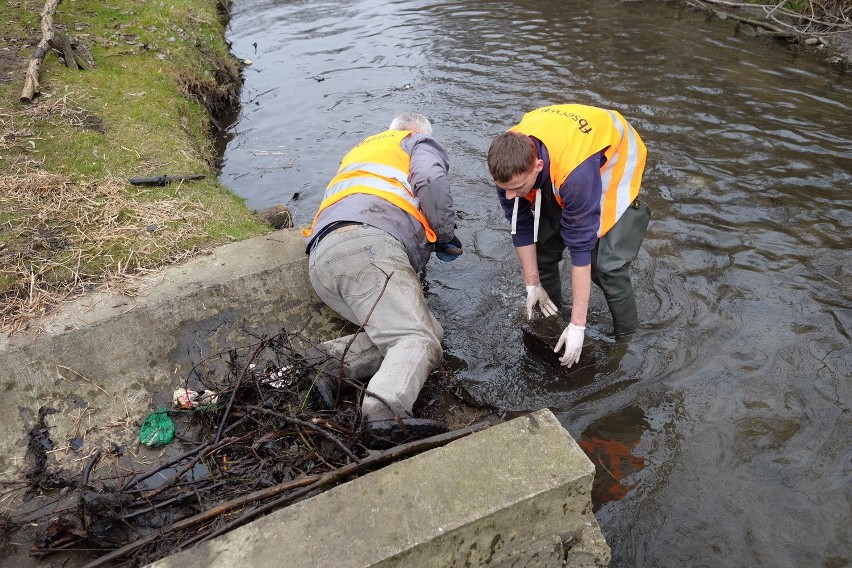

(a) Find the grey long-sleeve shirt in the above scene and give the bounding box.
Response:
[305,132,456,272]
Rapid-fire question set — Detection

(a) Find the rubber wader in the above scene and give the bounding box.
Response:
[592,199,651,336]
[535,193,651,336]
[534,191,567,306]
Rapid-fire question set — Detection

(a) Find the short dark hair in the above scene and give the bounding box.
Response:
[487,132,536,184]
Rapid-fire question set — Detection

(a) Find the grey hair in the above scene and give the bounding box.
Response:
[389,112,432,135]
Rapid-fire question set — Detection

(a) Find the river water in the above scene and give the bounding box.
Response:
[219,1,851,566]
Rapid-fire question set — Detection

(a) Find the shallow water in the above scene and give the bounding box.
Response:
[219,1,852,566]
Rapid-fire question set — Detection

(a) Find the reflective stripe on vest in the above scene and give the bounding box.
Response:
[510,104,646,237]
[302,130,437,242]
[335,161,411,190]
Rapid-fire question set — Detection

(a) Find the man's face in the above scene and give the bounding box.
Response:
[496,159,544,200]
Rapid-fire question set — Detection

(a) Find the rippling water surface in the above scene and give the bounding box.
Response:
[220,1,852,566]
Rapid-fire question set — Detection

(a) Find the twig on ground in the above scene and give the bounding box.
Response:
[213,338,268,444]
[246,405,361,464]
[56,365,109,396]
[335,267,394,407]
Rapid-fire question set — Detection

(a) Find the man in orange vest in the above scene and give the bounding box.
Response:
[487,104,651,367]
[303,112,462,448]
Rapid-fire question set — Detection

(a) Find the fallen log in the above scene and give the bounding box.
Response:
[21,0,63,102]
[53,29,77,69]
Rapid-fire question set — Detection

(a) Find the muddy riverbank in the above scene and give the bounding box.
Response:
[675,0,852,68]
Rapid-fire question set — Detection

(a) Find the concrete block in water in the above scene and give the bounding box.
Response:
[522,316,595,373]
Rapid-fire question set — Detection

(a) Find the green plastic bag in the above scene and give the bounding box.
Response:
[139,409,175,448]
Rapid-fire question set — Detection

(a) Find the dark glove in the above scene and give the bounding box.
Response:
[435,236,463,262]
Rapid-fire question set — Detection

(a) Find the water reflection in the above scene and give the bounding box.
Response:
[221,1,852,566]
[579,405,648,510]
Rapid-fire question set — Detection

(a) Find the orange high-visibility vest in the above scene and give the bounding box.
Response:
[510,104,647,237]
[302,130,437,242]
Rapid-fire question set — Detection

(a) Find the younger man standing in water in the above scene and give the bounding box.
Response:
[303,112,462,447]
[487,104,651,368]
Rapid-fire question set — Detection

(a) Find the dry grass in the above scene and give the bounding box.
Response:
[0,88,265,336]
[0,169,210,335]
[0,93,106,177]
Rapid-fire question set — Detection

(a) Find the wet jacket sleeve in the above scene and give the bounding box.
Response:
[558,152,604,267]
[404,134,456,243]
[496,188,536,247]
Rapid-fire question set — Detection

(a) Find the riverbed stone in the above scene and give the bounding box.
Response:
[255,203,293,228]
[146,409,610,568]
[522,316,595,373]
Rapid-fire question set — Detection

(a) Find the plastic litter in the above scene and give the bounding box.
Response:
[264,364,297,389]
[173,388,219,409]
[139,409,175,448]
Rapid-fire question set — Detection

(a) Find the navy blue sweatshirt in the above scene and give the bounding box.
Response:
[496,138,604,267]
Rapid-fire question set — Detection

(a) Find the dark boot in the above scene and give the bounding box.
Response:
[309,371,338,410]
[608,292,639,337]
[539,274,562,308]
[363,418,448,449]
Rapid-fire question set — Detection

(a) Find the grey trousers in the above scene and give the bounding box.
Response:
[537,200,651,335]
[308,224,443,422]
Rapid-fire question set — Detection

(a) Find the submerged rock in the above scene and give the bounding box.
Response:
[255,204,292,229]
[522,315,595,373]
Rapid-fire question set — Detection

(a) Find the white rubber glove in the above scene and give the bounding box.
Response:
[554,323,585,367]
[525,284,559,320]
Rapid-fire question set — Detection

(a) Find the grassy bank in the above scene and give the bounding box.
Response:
[0,0,269,334]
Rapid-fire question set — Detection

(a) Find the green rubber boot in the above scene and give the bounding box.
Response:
[608,292,639,337]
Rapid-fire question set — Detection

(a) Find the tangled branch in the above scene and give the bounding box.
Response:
[686,0,852,38]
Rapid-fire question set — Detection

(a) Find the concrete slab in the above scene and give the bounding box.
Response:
[0,229,345,477]
[147,409,610,568]
[522,316,596,374]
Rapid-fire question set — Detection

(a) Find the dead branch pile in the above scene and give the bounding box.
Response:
[686,0,852,38]
[0,328,488,567]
